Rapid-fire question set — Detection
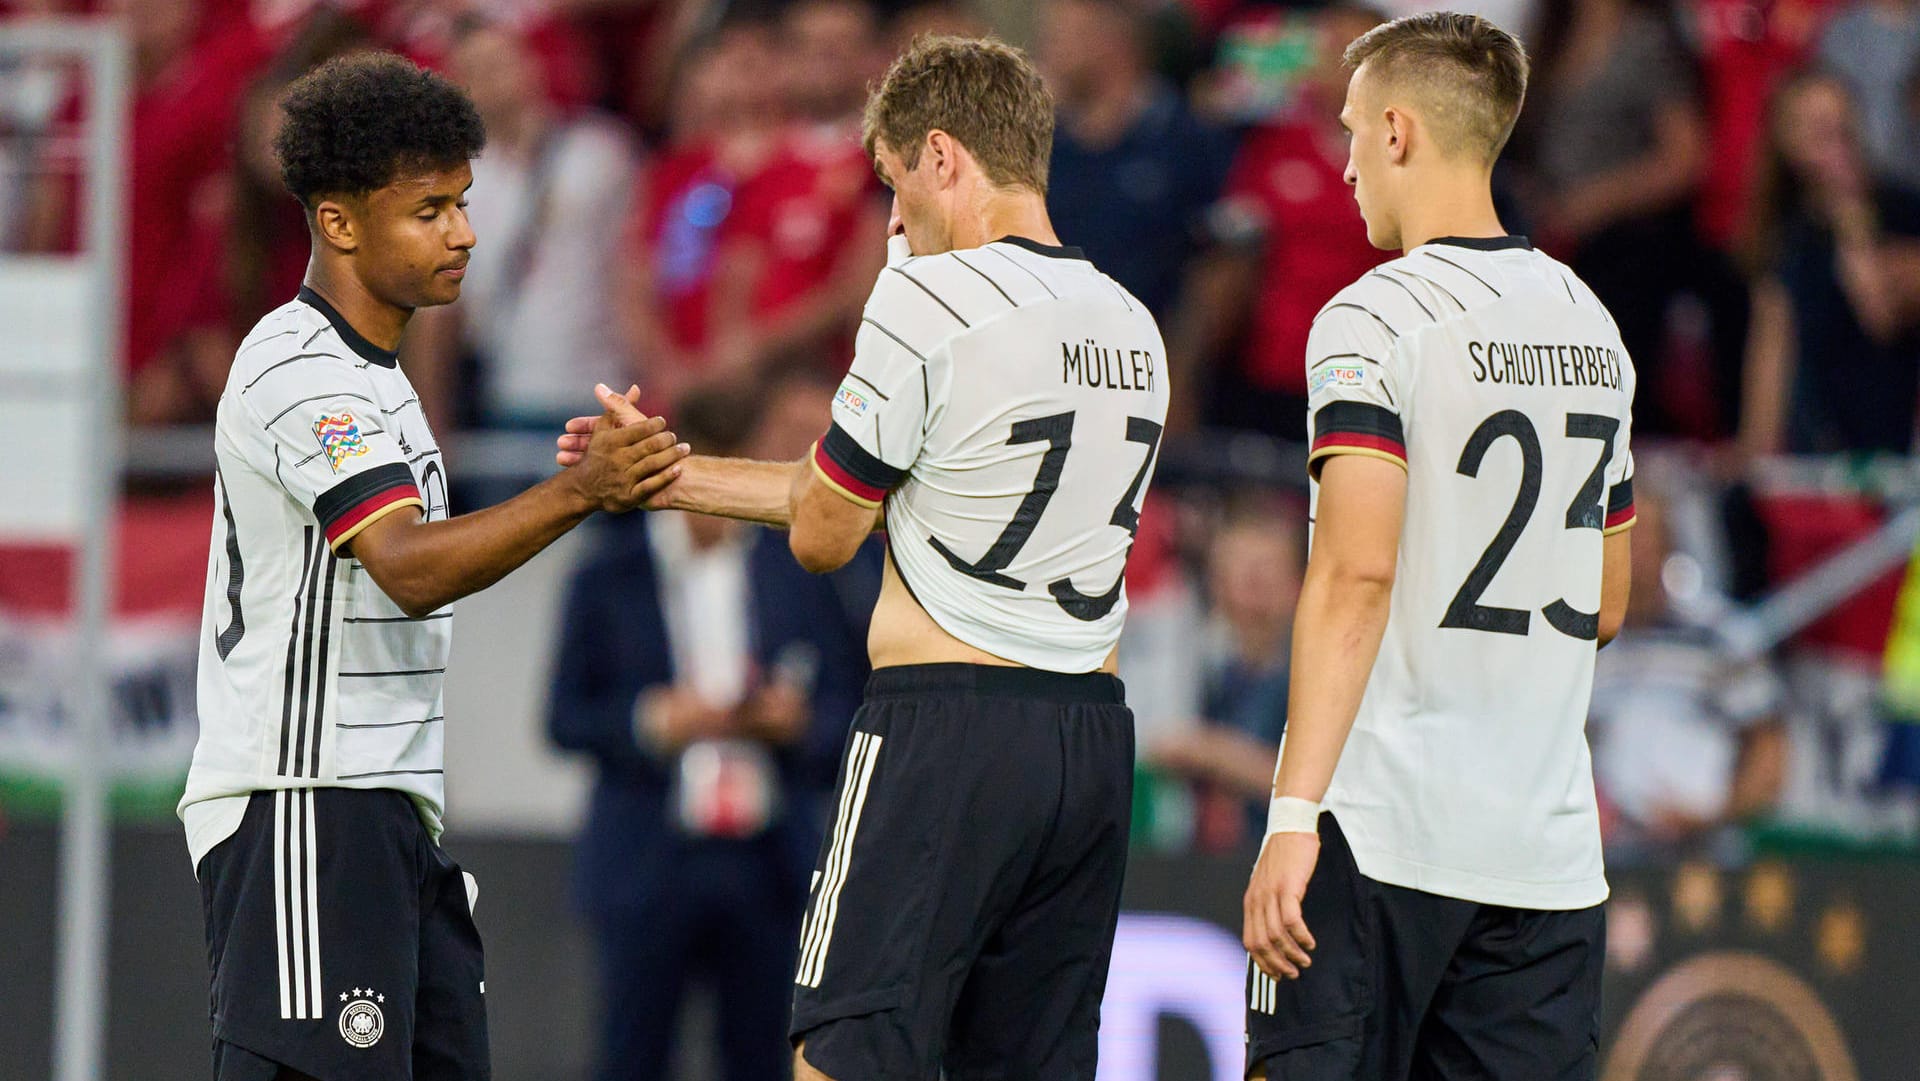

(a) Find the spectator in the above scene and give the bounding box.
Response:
[1148,500,1301,851]
[1739,69,1920,456]
[1038,0,1234,321]
[411,18,640,431]
[620,22,786,411]
[546,382,882,1081]
[24,0,273,423]
[1168,4,1386,439]
[1818,0,1920,190]
[179,12,375,419]
[706,0,889,386]
[1518,0,1727,437]
[1685,0,1833,248]
[1588,483,1786,857]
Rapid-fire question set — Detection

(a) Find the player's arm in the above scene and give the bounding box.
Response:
[345,397,687,618]
[1598,526,1632,648]
[1244,455,1407,980]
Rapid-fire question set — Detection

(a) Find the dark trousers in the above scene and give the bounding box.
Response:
[587,843,805,1081]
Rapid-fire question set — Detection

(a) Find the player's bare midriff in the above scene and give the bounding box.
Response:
[866,550,1122,674]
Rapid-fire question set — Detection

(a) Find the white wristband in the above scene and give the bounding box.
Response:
[1265,796,1323,837]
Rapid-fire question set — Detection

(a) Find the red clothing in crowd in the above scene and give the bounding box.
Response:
[728,126,876,331]
[1689,0,1838,245]
[1216,120,1384,395]
[634,142,741,355]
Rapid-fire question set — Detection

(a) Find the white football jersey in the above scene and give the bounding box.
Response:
[1303,236,1635,910]
[179,288,454,869]
[810,237,1170,672]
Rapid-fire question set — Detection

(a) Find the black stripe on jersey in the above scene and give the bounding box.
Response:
[276,531,319,775]
[1312,400,1406,450]
[240,352,326,392]
[1422,251,1501,298]
[843,371,889,402]
[986,246,1059,299]
[380,398,419,415]
[1608,477,1634,516]
[315,463,418,535]
[1319,303,1400,339]
[338,667,447,678]
[949,252,1018,308]
[1369,271,1435,321]
[307,555,339,776]
[889,265,970,327]
[822,422,907,491]
[264,391,380,429]
[214,468,247,661]
[1559,274,1577,303]
[1103,279,1134,312]
[290,535,326,779]
[1430,235,1532,252]
[861,318,928,362]
[344,612,452,624]
[338,768,445,780]
[337,716,444,730]
[406,448,443,465]
[1389,267,1464,312]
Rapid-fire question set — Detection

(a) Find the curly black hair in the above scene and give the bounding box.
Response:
[274,52,486,207]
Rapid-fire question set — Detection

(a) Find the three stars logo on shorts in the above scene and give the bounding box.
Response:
[337,987,386,1048]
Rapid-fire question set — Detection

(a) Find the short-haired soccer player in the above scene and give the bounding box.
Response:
[181,54,686,1081]
[563,34,1169,1081]
[1240,14,1636,1080]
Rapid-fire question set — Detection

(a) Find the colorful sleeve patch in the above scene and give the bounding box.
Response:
[312,411,372,473]
[812,423,905,509]
[1308,400,1407,476]
[314,462,422,551]
[1603,477,1636,534]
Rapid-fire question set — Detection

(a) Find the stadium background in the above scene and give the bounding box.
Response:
[4,0,1920,1077]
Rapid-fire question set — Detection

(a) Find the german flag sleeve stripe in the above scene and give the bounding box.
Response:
[813,423,905,509]
[315,462,423,550]
[1309,401,1407,472]
[1603,477,1636,534]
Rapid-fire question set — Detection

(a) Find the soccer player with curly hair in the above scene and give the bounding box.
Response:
[180,53,687,1081]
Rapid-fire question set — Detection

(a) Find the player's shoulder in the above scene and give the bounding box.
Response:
[864,245,1035,349]
[226,298,366,408]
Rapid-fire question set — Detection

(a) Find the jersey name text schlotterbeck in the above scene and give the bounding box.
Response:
[1301,236,1635,910]
[811,237,1171,673]
[180,288,453,869]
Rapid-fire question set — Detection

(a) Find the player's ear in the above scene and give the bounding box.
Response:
[313,197,359,254]
[926,130,957,187]
[1383,107,1410,166]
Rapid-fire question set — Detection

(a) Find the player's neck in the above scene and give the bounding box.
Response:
[1393,176,1508,255]
[302,264,412,352]
[955,191,1060,252]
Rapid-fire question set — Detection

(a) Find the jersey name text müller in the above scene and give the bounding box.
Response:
[1061,339,1159,392]
[1468,340,1625,390]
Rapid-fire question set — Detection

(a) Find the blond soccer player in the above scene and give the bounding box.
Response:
[1240,14,1635,1080]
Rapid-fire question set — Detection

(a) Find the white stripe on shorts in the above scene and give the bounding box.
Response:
[796,732,883,988]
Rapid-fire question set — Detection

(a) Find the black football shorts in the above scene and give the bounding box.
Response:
[1245,813,1604,1081]
[789,663,1135,1081]
[196,787,490,1081]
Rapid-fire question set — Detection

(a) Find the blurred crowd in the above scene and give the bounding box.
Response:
[8,0,1920,1074]
[5,0,1920,846]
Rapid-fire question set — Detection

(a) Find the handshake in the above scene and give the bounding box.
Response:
[554,382,690,514]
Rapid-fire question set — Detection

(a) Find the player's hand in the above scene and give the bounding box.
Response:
[555,384,645,468]
[1244,831,1319,981]
[568,390,687,513]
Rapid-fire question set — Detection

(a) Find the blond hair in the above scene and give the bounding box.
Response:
[1343,12,1529,164]
[862,34,1054,194]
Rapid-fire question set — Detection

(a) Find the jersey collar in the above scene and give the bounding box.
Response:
[297,285,401,368]
[1424,235,1533,252]
[993,235,1088,261]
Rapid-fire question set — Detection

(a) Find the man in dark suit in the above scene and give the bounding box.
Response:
[547,380,881,1081]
